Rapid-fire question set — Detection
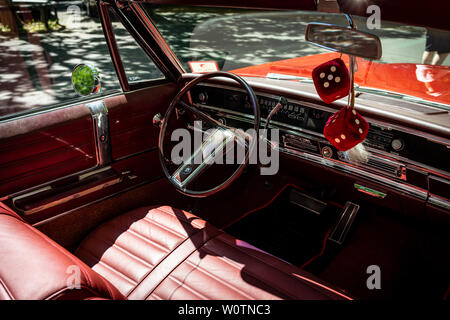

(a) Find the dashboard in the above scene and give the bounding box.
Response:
[189,84,450,211]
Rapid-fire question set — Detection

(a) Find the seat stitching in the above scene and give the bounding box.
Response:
[109,243,154,269]
[148,292,163,300]
[198,247,248,269]
[84,232,155,270]
[77,247,138,286]
[141,216,187,240]
[204,237,350,299]
[118,227,171,254]
[156,207,206,230]
[182,259,255,299]
[141,231,223,300]
[196,247,295,299]
[100,209,186,244]
[126,228,207,299]
[101,218,176,252]
[164,274,210,300]
[96,260,138,286]
[0,277,14,299]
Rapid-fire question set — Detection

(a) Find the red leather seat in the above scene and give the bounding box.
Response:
[0,203,350,300]
[76,206,351,300]
[0,209,124,300]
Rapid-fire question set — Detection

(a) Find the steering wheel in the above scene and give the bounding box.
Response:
[158,71,260,197]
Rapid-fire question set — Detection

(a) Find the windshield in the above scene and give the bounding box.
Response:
[144,4,450,108]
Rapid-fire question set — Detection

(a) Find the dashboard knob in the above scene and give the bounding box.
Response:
[391,138,404,151]
[322,146,333,158]
[198,92,208,103]
[153,113,163,128]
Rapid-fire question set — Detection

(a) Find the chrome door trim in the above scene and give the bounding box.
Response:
[428,195,450,211]
[13,176,122,216]
[10,166,120,215]
[31,176,162,228]
[0,91,122,125]
[86,100,112,166]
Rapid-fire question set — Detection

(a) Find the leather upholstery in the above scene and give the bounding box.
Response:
[0,213,124,300]
[0,202,24,221]
[76,206,351,300]
[75,206,218,298]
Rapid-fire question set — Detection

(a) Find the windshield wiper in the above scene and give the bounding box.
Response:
[265,73,314,82]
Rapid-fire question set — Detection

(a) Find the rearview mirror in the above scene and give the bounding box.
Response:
[71,64,101,96]
[305,23,382,60]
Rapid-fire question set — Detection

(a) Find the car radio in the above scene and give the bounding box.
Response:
[365,126,395,151]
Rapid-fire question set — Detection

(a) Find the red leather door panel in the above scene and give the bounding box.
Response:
[0,82,178,224]
[0,105,97,198]
[107,82,178,160]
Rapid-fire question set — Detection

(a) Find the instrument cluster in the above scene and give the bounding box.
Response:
[190,85,450,175]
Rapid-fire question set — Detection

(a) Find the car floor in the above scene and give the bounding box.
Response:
[225,189,450,300]
[311,206,450,300]
[225,189,340,267]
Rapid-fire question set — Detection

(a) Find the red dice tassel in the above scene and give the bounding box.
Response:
[312,58,350,104]
[323,105,369,151]
[313,57,369,151]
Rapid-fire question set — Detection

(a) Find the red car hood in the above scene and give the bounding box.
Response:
[231,52,450,106]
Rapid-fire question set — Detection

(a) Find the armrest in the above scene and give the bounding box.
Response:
[13,168,122,215]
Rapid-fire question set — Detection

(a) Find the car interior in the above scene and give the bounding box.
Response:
[0,0,449,300]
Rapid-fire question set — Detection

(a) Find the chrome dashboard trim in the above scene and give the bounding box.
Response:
[192,82,449,206]
[197,82,337,113]
[277,145,428,201]
[195,89,450,179]
[195,82,450,146]
[336,150,407,181]
[195,103,330,143]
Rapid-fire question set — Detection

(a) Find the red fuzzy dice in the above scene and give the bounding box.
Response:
[324,106,369,151]
[312,58,350,104]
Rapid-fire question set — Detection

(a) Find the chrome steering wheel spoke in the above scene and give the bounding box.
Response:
[158,71,260,198]
[170,128,237,189]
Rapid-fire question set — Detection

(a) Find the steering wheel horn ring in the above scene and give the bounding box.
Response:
[158,71,260,197]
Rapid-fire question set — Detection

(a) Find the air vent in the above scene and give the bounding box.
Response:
[367,157,398,176]
[338,152,406,180]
